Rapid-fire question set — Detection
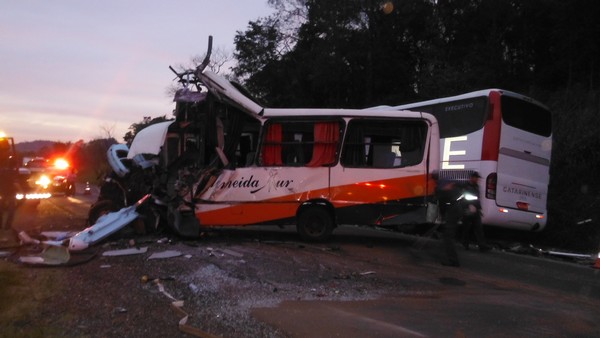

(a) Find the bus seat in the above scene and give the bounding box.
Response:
[401,150,422,166]
[245,152,256,166]
[373,151,396,168]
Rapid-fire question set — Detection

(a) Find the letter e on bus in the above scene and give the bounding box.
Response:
[442,136,467,169]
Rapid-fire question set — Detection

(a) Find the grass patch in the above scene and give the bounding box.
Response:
[0,260,64,337]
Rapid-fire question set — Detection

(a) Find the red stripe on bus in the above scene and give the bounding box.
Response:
[481,91,502,161]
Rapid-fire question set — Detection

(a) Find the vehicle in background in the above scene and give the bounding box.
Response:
[91,37,441,241]
[83,181,92,195]
[25,157,76,196]
[368,89,552,232]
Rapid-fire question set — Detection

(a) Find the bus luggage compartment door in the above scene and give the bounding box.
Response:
[496,148,549,214]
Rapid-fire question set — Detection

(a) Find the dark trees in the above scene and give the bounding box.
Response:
[232,0,600,250]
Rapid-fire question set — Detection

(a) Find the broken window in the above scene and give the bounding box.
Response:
[341,119,427,168]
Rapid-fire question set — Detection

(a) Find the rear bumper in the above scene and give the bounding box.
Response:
[481,199,546,231]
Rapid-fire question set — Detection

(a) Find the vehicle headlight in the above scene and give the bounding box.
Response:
[457,193,479,202]
[35,175,52,188]
[464,193,478,201]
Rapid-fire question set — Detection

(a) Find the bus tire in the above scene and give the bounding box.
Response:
[297,207,334,242]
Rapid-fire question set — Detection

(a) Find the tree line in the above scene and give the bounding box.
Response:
[234,0,599,107]
[231,0,599,251]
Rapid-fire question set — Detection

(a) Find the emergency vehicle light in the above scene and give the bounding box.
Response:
[54,158,70,170]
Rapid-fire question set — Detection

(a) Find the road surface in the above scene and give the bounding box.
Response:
[2,189,599,337]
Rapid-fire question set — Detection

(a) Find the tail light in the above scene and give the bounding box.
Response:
[485,173,497,199]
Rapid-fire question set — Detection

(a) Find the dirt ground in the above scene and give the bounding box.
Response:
[2,224,436,338]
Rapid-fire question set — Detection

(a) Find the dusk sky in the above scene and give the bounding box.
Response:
[0,1,273,143]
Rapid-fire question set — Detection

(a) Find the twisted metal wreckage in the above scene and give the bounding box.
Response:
[17,37,231,253]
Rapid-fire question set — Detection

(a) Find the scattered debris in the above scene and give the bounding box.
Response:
[18,194,149,252]
[189,283,199,293]
[113,307,128,314]
[102,247,148,257]
[148,250,182,260]
[141,275,175,283]
[216,248,243,258]
[18,246,70,265]
[40,231,77,241]
[153,278,221,338]
[18,246,96,266]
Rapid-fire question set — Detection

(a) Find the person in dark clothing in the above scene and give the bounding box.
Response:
[441,196,462,266]
[460,172,492,252]
[436,171,492,267]
[436,177,464,267]
[0,140,18,240]
[0,170,17,233]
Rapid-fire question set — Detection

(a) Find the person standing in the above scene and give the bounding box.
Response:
[437,177,463,267]
[0,170,17,240]
[460,172,492,252]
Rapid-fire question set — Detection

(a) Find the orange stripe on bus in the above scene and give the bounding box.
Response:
[197,173,435,225]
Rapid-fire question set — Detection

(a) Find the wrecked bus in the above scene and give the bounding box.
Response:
[90,38,441,242]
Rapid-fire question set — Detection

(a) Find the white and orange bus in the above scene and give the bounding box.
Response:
[99,68,441,241]
[371,89,552,232]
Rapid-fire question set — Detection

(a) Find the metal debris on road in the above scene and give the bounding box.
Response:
[148,250,182,260]
[18,245,70,265]
[102,247,148,257]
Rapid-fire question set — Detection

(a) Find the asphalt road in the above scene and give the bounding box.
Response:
[5,189,600,337]
[247,225,600,337]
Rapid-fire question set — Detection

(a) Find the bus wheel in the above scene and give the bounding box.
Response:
[88,200,119,225]
[297,207,334,242]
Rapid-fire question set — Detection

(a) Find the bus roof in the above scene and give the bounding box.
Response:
[199,70,264,117]
[373,88,549,112]
[199,69,438,123]
[263,107,433,120]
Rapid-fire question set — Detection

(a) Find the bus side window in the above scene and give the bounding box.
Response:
[341,119,426,168]
[284,141,305,166]
[372,148,396,168]
[261,123,283,166]
[403,124,427,166]
[236,134,252,167]
[260,120,340,167]
[400,148,422,166]
[306,121,339,167]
